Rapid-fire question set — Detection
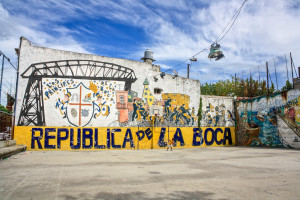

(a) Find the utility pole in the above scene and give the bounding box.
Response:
[0,54,4,104]
[290,52,294,88]
[266,61,269,95]
[290,52,298,77]
[235,73,237,95]
[258,66,260,83]
[273,58,278,91]
[188,57,197,79]
[285,54,289,81]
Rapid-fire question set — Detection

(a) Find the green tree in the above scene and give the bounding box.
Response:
[281,80,293,91]
[201,75,276,97]
[0,105,10,113]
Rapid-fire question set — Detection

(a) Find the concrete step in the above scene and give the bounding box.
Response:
[0,145,27,160]
[0,140,16,148]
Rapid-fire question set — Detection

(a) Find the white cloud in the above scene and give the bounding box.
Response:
[0,2,90,58]
[1,0,300,92]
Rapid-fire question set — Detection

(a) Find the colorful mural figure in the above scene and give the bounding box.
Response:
[55,91,71,118]
[142,78,154,106]
[237,90,300,148]
[201,102,235,127]
[116,79,198,127]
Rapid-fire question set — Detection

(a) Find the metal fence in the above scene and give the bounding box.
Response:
[0,111,14,140]
[0,50,18,141]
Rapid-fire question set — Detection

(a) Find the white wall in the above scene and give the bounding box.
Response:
[15,37,200,127]
[200,95,235,127]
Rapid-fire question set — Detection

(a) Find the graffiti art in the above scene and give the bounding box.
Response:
[237,90,300,148]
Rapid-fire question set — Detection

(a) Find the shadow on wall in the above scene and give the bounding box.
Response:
[236,90,300,148]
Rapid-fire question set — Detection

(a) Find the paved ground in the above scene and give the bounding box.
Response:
[0,147,300,200]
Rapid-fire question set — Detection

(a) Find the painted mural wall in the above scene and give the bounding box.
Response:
[200,95,235,127]
[236,90,300,148]
[15,38,200,129]
[13,38,236,150]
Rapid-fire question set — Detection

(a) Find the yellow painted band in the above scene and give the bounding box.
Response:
[14,126,235,150]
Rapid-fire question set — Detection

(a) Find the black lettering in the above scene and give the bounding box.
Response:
[223,128,233,145]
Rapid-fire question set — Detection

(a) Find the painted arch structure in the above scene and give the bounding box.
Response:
[17,60,137,126]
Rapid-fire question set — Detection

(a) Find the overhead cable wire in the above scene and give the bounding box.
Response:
[216,0,248,43]
[161,0,248,74]
[0,50,17,70]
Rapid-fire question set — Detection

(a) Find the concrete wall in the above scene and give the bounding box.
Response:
[200,95,235,127]
[15,37,200,128]
[236,89,300,148]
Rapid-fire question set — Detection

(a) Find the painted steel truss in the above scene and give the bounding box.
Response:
[18,60,137,126]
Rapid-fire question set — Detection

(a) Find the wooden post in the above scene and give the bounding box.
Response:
[291,52,298,77]
[273,58,278,91]
[290,52,294,88]
[258,66,260,83]
[235,73,237,95]
[266,61,269,95]
[285,54,289,80]
[187,64,190,79]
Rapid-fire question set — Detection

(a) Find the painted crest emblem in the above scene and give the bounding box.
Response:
[66,83,95,127]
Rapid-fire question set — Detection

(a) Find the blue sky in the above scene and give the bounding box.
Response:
[1,0,300,102]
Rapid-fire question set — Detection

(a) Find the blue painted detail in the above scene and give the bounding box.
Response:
[215,128,224,145]
[192,128,203,146]
[173,128,185,146]
[45,128,56,149]
[106,129,110,149]
[158,128,167,147]
[122,129,135,148]
[145,128,152,140]
[82,128,93,149]
[136,130,145,141]
[82,109,89,117]
[204,128,215,146]
[70,129,81,149]
[31,128,43,149]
